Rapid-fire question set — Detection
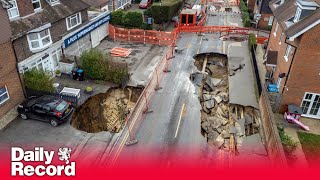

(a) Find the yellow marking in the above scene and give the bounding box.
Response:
[175,104,186,138]
[110,77,158,166]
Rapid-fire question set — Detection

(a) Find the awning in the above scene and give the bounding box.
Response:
[266,51,278,67]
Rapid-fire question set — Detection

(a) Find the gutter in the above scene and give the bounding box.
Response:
[281,38,298,94]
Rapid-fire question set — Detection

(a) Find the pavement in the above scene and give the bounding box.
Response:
[96,40,166,87]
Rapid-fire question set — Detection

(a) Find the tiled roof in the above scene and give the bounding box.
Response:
[269,0,320,38]
[81,0,109,8]
[10,0,90,39]
[0,9,11,44]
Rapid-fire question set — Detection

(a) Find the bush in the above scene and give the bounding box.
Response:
[248,33,257,49]
[110,10,125,26]
[278,126,298,154]
[24,69,54,93]
[140,22,152,30]
[151,0,183,24]
[123,11,144,28]
[80,49,129,85]
[144,7,152,16]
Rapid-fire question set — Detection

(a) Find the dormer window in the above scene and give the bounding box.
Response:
[32,0,42,11]
[46,0,59,5]
[7,0,19,19]
[293,7,302,22]
[27,28,52,52]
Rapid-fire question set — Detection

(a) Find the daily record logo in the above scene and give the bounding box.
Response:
[11,147,75,176]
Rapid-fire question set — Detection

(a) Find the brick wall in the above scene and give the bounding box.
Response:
[258,13,272,30]
[16,0,35,17]
[247,0,256,12]
[280,25,320,112]
[0,41,25,118]
[13,9,89,62]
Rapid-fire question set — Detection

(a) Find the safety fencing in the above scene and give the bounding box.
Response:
[123,45,175,143]
[110,25,269,46]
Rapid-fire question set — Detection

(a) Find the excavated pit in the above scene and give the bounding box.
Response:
[71,87,143,133]
[191,53,261,153]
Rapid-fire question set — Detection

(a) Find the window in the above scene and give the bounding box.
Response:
[32,0,41,11]
[284,45,291,62]
[27,29,52,51]
[294,7,302,22]
[66,13,82,30]
[268,16,274,26]
[46,0,59,5]
[0,86,10,105]
[273,23,279,37]
[7,0,19,19]
[301,93,320,117]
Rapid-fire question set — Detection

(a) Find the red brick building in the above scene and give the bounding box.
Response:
[266,0,320,118]
[254,0,274,29]
[0,5,24,119]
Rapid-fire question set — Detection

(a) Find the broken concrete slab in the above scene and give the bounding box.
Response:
[237,134,268,156]
[208,131,219,140]
[203,94,214,101]
[221,130,231,138]
[190,72,204,87]
[229,125,237,134]
[206,77,222,90]
[214,134,224,148]
[235,118,245,136]
[245,114,253,125]
[213,95,222,104]
[204,99,215,109]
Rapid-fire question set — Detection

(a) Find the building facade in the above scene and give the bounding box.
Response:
[254,0,273,29]
[266,0,320,118]
[0,5,25,119]
[5,0,110,75]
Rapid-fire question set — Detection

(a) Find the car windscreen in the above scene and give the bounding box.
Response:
[55,101,67,112]
[141,0,148,3]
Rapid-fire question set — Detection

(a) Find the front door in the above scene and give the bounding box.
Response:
[301,92,320,118]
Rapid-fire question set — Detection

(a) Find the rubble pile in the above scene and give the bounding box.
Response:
[192,53,261,154]
[71,87,142,133]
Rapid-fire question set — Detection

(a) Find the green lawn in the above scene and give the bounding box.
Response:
[297,131,320,167]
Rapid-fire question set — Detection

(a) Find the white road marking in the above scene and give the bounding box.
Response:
[174,103,185,138]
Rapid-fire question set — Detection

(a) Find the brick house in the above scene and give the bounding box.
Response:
[247,0,257,12]
[266,0,320,118]
[253,0,273,29]
[0,4,24,119]
[5,0,111,76]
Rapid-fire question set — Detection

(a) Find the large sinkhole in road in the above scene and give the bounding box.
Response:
[71,87,143,133]
[191,53,261,152]
[191,53,230,148]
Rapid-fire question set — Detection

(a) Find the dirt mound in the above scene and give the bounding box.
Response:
[71,87,143,133]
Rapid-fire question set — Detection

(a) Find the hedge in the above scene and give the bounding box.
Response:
[24,69,55,93]
[123,11,144,28]
[151,0,183,24]
[110,10,125,26]
[80,49,129,85]
[240,0,251,27]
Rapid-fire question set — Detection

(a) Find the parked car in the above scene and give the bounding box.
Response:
[17,95,74,127]
[139,0,152,9]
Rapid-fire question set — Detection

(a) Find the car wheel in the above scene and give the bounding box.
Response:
[20,113,28,120]
[50,119,59,127]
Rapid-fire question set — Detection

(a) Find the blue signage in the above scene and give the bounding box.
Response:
[64,13,111,48]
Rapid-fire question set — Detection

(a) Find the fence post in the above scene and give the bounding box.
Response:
[154,69,162,91]
[143,91,153,114]
[163,54,171,73]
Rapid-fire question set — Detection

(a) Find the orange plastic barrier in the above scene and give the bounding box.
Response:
[110,47,132,57]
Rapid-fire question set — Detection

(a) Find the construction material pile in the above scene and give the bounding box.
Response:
[111,47,132,57]
[191,53,261,154]
[71,87,142,133]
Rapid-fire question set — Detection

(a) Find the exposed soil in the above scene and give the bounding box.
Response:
[71,87,143,133]
[192,53,261,153]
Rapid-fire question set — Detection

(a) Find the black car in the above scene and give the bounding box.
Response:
[17,95,74,127]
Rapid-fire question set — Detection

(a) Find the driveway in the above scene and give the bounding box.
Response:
[0,115,119,167]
